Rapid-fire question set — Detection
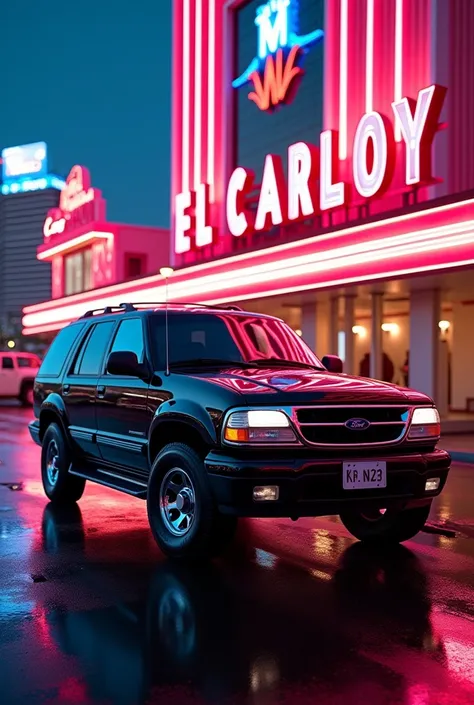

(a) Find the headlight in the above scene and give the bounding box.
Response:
[408,407,440,439]
[223,409,298,444]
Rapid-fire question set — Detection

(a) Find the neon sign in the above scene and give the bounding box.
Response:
[232,0,324,112]
[2,142,48,182]
[43,165,106,240]
[175,84,447,254]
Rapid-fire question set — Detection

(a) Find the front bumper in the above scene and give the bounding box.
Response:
[29,420,41,446]
[205,448,451,517]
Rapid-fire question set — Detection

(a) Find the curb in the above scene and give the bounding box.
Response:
[445,449,474,464]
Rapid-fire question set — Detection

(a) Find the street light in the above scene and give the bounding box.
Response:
[160,267,174,376]
[159,266,174,303]
[7,340,15,349]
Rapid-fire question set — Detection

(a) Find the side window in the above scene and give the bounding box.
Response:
[108,318,144,366]
[17,357,40,368]
[2,357,14,369]
[76,322,115,376]
[39,324,85,377]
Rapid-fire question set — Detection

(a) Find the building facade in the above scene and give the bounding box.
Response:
[22,163,170,337]
[23,0,474,417]
[0,142,64,344]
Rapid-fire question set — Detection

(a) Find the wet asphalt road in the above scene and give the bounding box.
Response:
[1,407,474,705]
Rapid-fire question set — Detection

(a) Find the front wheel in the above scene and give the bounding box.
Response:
[339,503,431,544]
[147,442,237,559]
[41,423,86,504]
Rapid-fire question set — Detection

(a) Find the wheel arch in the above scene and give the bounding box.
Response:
[148,413,215,466]
[39,395,70,444]
[19,376,35,393]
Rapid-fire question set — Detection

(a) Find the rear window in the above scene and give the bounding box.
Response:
[38,324,85,377]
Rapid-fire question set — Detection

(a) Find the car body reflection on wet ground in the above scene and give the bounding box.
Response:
[1,405,474,705]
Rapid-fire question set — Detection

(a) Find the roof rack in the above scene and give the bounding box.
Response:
[79,302,243,320]
[80,303,135,319]
[118,302,244,312]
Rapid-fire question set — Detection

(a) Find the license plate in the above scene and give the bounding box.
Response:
[343,461,387,490]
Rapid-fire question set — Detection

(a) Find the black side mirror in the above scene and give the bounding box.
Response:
[107,351,145,378]
[322,354,343,373]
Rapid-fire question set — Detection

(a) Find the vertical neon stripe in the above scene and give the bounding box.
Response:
[207,0,215,197]
[182,0,191,191]
[366,0,374,113]
[339,0,348,159]
[394,0,403,140]
[194,0,203,189]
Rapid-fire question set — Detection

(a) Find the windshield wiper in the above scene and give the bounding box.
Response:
[247,357,324,371]
[169,358,252,369]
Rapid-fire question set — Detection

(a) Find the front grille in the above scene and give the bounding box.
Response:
[294,406,410,447]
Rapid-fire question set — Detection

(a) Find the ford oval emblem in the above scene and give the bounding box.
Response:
[345,417,371,431]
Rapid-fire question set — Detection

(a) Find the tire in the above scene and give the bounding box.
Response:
[339,503,432,544]
[19,382,34,407]
[41,423,86,505]
[147,442,237,559]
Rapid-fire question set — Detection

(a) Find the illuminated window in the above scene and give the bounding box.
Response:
[65,249,93,295]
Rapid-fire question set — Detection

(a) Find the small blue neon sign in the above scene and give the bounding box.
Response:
[233,0,324,92]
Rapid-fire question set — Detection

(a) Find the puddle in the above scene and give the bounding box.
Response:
[0,482,23,491]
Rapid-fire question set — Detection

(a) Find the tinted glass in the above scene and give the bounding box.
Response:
[77,322,115,376]
[2,357,14,369]
[38,325,85,376]
[149,313,323,368]
[109,318,144,365]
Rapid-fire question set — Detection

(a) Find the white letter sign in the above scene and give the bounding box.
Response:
[353,112,394,199]
[226,167,254,237]
[320,130,346,210]
[287,141,318,220]
[255,154,286,231]
[174,191,193,254]
[392,84,446,185]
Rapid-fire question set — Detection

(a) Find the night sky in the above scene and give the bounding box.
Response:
[1,0,172,228]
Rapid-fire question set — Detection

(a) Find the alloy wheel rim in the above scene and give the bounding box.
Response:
[159,468,196,536]
[46,440,60,486]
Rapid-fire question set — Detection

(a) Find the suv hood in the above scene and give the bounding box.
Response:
[189,366,432,405]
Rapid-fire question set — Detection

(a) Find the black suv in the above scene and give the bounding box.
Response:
[29,303,450,558]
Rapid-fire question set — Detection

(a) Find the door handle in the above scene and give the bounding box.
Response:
[63,384,70,395]
[97,385,106,398]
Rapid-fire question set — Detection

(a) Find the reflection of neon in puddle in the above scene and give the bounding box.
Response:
[443,639,474,684]
[310,568,332,581]
[249,654,280,693]
[255,548,278,569]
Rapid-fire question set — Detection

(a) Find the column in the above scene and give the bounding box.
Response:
[343,295,355,375]
[409,289,441,404]
[301,303,317,352]
[328,296,339,355]
[370,292,383,379]
[301,302,330,356]
[451,302,474,411]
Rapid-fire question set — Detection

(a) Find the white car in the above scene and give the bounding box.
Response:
[0,351,41,406]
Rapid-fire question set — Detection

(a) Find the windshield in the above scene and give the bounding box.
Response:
[149,312,324,370]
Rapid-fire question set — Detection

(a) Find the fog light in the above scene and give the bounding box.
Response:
[253,486,279,501]
[425,478,440,492]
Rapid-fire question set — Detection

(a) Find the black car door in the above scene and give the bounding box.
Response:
[62,320,116,460]
[95,316,151,472]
